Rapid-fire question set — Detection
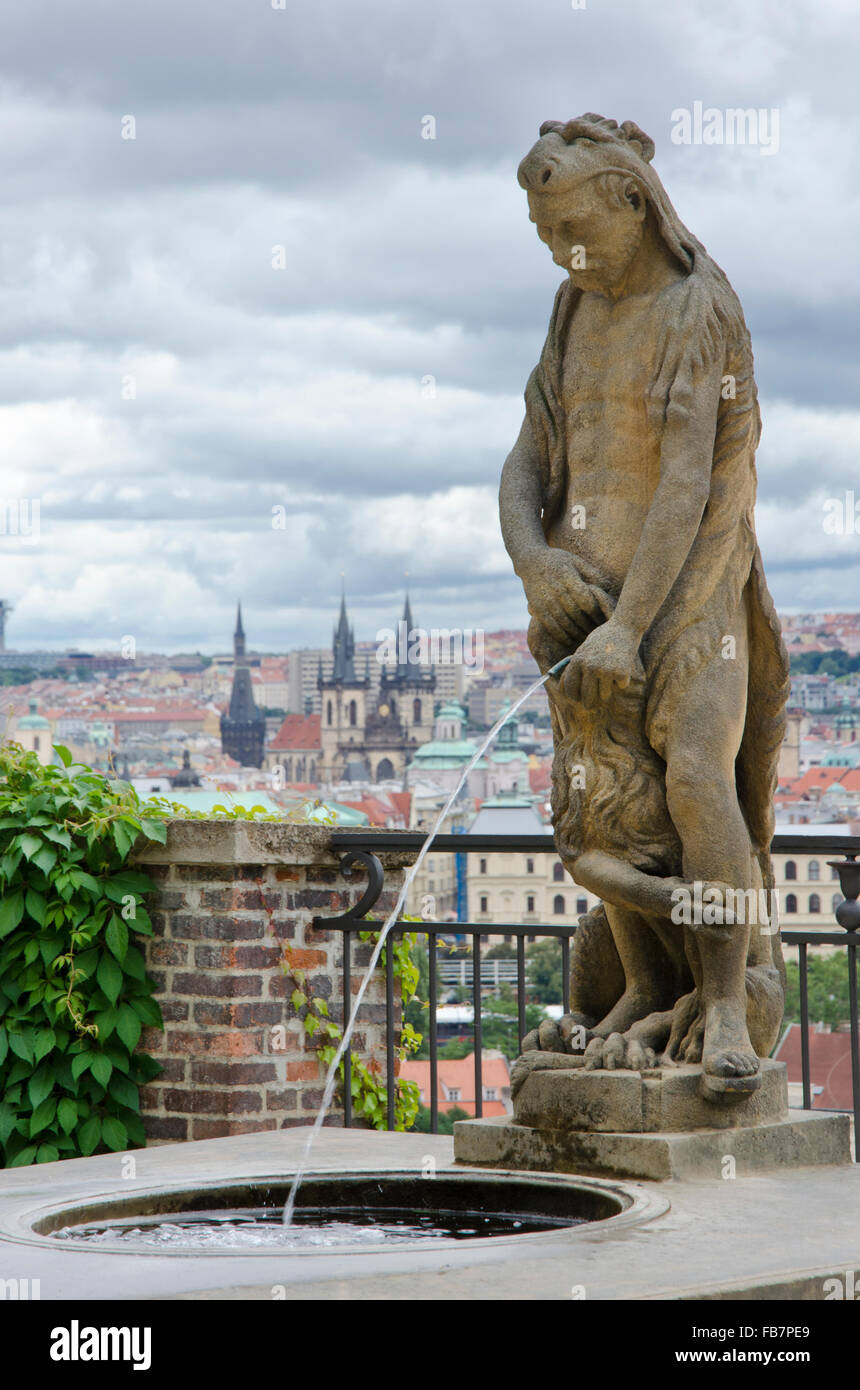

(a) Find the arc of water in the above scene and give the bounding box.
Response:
[282,654,572,1226]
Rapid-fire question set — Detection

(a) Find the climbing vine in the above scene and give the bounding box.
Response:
[281,925,423,1132]
[0,743,168,1167]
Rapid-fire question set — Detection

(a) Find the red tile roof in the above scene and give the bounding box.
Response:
[399,1053,511,1118]
[269,713,321,751]
[790,767,848,796]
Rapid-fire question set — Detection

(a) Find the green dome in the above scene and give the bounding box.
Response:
[17,697,50,730]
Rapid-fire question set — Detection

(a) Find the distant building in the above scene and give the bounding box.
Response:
[399,1051,512,1117]
[318,592,435,783]
[220,604,266,769]
[12,697,53,765]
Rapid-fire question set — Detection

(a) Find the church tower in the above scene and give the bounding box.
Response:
[220,603,266,768]
[318,592,370,780]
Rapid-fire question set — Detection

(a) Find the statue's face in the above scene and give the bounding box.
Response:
[527,179,646,293]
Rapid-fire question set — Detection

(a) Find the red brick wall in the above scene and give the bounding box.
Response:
[131,822,409,1142]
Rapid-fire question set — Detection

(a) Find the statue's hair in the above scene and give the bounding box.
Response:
[539,113,656,164]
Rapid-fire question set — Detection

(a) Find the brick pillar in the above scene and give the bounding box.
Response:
[131,822,412,1143]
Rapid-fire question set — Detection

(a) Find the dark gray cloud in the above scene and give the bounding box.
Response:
[0,0,858,654]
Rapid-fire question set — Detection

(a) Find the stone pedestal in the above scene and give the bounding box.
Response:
[454,1060,852,1181]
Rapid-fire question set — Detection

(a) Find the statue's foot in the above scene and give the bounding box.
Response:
[700,1000,761,1098]
[521,1012,594,1056]
[583,1032,657,1072]
[591,989,668,1040]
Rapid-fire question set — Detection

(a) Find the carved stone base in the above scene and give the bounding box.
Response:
[453,1062,852,1181]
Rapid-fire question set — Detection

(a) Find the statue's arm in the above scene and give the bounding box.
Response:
[499,414,548,578]
[612,363,722,645]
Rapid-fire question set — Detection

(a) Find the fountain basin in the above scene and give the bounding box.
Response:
[22,1170,634,1256]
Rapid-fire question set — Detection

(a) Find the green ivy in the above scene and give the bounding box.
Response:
[282,921,423,1133]
[0,743,169,1167]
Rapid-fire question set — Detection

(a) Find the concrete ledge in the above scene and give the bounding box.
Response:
[453,1111,852,1181]
[131,819,416,869]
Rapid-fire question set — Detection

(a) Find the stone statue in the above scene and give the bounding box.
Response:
[499,114,790,1101]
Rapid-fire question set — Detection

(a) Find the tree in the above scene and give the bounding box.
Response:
[526,938,563,1005]
[411,1104,470,1135]
[783,955,856,1032]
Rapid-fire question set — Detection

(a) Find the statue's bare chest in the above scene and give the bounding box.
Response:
[561,294,661,422]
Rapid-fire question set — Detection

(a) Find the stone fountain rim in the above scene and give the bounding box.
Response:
[1,1166,670,1260]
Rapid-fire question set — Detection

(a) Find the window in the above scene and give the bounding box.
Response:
[327,700,333,726]
[553,895,565,915]
[526,858,534,874]
[480,896,488,914]
[413,698,421,723]
[785,894,797,914]
[833,894,844,912]
[479,858,487,874]
[553,863,564,882]
[349,699,357,727]
[809,893,821,914]
[576,896,588,914]
[785,860,797,881]
[831,865,840,880]
[33,736,40,752]
[484,1087,497,1101]
[808,860,820,882]
[448,1088,461,1102]
[527,895,535,913]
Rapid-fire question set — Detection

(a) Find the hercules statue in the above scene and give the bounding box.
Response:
[499,114,790,1100]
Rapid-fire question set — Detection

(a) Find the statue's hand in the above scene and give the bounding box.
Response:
[561,618,645,708]
[519,548,603,648]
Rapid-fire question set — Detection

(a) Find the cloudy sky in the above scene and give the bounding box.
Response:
[1,0,858,655]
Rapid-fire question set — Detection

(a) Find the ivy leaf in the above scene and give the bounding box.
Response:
[101,1116,128,1152]
[8,1145,38,1167]
[0,892,25,938]
[90,1053,112,1088]
[109,1073,139,1111]
[112,821,136,857]
[0,1102,17,1145]
[115,1004,141,1052]
[34,1028,56,1062]
[53,744,73,768]
[36,1143,60,1164]
[69,1051,91,1081]
[57,1098,78,1135]
[0,1028,7,1065]
[138,819,167,844]
[28,1067,54,1111]
[17,832,42,860]
[42,824,72,848]
[129,995,162,1027]
[31,844,57,875]
[105,916,128,963]
[29,1096,57,1137]
[77,1115,101,1156]
[9,1030,34,1063]
[96,953,123,1005]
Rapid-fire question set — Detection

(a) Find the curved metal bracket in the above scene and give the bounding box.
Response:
[326,849,385,924]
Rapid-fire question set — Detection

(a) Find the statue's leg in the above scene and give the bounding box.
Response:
[588,903,681,1038]
[662,601,760,1092]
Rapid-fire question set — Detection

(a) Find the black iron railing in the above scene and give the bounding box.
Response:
[313,832,860,1153]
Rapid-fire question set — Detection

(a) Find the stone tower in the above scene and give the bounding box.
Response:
[220,603,266,768]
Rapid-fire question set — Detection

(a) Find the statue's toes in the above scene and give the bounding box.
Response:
[583,1037,606,1070]
[521,1029,540,1053]
[625,1039,656,1071]
[602,1032,626,1070]
[558,1013,592,1054]
[538,1017,564,1053]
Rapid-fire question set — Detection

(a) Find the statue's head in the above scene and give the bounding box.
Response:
[517,114,691,294]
